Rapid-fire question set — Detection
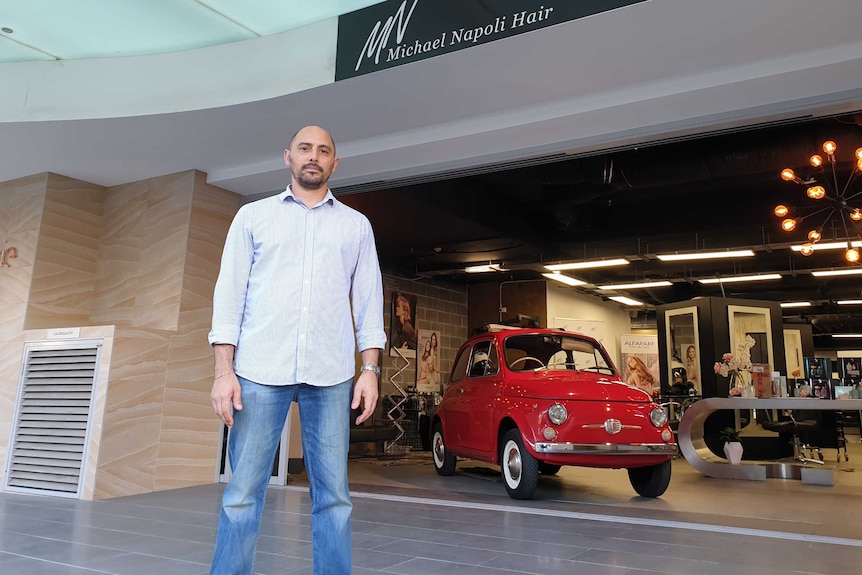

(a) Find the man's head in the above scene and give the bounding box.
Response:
[284,126,339,192]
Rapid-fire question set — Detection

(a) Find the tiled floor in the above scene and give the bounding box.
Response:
[2,441,862,575]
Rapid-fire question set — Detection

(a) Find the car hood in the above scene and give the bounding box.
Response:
[504,372,652,402]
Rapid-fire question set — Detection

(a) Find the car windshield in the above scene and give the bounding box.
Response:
[503,333,616,375]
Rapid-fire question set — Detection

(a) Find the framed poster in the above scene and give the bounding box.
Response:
[389,291,417,358]
[416,329,442,393]
[664,306,701,395]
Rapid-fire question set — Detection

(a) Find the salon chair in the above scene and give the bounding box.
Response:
[761,410,825,465]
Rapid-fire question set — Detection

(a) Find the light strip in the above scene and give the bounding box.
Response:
[837,300,862,305]
[811,268,862,277]
[791,240,862,252]
[542,272,586,287]
[656,249,755,262]
[832,334,862,338]
[699,273,781,284]
[608,295,644,306]
[464,264,501,273]
[780,301,811,308]
[545,258,629,271]
[597,280,672,290]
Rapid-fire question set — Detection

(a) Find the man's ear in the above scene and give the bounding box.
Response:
[283,149,290,167]
[331,156,340,174]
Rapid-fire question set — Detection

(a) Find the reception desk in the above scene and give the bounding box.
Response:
[677,397,862,483]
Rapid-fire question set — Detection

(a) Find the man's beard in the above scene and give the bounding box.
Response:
[292,163,327,190]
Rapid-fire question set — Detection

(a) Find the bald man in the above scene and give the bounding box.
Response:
[208,126,386,574]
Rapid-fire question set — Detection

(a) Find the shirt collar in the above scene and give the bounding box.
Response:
[279,185,335,208]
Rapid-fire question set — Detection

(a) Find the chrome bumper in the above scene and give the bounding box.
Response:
[534,442,677,455]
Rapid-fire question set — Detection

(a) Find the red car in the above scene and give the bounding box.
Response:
[430,327,676,499]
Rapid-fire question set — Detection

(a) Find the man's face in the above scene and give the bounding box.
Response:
[284,126,339,190]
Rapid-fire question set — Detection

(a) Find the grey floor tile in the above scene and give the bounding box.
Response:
[382,557,534,574]
[83,552,209,575]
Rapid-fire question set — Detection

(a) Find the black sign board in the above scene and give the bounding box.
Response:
[336,0,648,81]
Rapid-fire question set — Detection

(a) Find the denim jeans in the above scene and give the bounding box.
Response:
[210,377,353,575]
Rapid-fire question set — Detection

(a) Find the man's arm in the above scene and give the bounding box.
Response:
[352,348,381,424]
[211,344,242,427]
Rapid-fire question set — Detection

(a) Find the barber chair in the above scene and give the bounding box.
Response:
[761,410,824,465]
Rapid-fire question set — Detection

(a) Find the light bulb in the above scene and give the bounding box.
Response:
[800,243,815,256]
[851,208,862,221]
[823,140,837,155]
[809,154,823,167]
[856,147,862,161]
[781,168,797,182]
[774,204,789,217]
[857,158,862,172]
[808,229,822,242]
[807,185,826,199]
[781,218,797,232]
[846,247,860,263]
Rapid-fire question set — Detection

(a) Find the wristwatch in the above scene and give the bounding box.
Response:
[360,364,381,377]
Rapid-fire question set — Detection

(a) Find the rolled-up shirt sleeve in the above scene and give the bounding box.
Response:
[209,205,254,347]
[351,218,387,353]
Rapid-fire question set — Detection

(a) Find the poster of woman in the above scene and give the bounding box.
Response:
[416,329,441,393]
[389,291,418,358]
[620,334,660,396]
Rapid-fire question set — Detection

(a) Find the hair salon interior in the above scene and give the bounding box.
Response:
[3,1,862,573]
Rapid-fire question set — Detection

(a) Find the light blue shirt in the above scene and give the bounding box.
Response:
[208,187,386,386]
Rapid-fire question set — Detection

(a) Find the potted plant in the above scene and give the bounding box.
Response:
[719,426,743,464]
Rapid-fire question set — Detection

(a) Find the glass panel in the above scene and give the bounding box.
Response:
[665,307,701,395]
[503,333,614,375]
[727,305,774,376]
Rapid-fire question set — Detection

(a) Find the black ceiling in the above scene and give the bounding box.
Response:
[339,114,862,341]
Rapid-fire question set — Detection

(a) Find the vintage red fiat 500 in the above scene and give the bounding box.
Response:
[430,327,676,499]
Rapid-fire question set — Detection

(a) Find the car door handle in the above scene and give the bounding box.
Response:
[457,387,464,393]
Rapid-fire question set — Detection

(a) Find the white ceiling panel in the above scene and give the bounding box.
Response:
[0,0,384,62]
[0,33,52,62]
[200,0,385,36]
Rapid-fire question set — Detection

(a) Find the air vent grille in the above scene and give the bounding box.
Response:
[4,343,100,498]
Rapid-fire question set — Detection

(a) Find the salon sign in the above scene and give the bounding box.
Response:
[336,0,648,80]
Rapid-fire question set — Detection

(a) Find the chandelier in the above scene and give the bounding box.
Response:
[774,140,862,263]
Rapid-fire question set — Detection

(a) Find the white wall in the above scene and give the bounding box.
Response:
[545,284,632,370]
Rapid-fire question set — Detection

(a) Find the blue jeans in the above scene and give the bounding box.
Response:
[210,377,353,575]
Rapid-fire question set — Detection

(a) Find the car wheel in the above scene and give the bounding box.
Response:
[432,423,456,476]
[500,429,539,499]
[538,462,561,476]
[627,459,672,497]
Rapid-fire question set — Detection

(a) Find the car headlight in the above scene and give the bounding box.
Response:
[548,403,568,425]
[649,406,669,428]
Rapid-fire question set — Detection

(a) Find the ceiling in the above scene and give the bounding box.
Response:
[4,0,862,344]
[0,0,382,62]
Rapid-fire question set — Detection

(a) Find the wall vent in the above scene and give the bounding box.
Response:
[4,341,102,498]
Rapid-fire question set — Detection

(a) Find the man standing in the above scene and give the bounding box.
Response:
[208,125,385,574]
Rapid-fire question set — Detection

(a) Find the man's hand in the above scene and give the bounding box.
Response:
[211,373,242,428]
[351,370,379,425]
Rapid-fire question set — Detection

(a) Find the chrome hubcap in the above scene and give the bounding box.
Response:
[506,444,522,482]
[434,434,445,463]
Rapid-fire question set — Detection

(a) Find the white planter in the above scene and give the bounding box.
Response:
[723,441,743,464]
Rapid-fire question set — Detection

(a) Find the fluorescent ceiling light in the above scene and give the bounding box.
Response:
[832,334,862,338]
[811,268,862,277]
[656,249,755,262]
[837,300,862,305]
[780,301,811,308]
[545,258,629,271]
[608,295,644,306]
[791,240,862,252]
[464,264,502,273]
[542,272,586,287]
[699,273,782,284]
[597,280,672,290]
